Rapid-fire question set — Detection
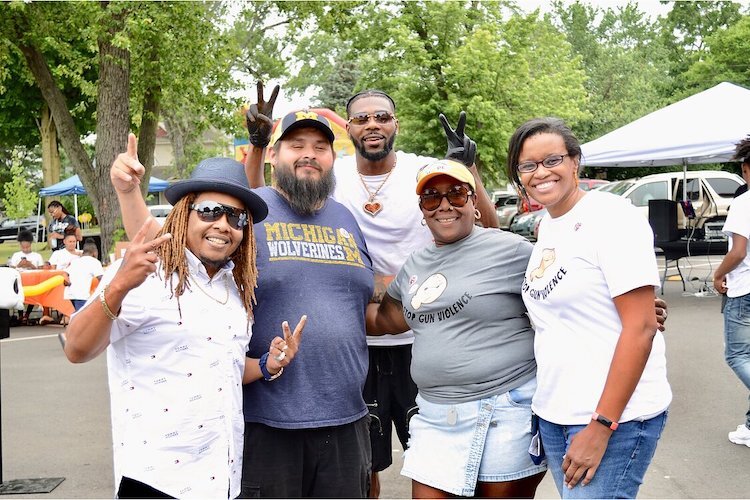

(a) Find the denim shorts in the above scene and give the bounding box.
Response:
[539,411,668,499]
[401,378,547,496]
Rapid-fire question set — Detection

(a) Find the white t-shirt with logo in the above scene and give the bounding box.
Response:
[522,191,671,425]
[333,151,434,346]
[722,190,750,297]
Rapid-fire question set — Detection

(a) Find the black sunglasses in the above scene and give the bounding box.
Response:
[348,111,395,126]
[190,201,248,229]
[419,185,474,211]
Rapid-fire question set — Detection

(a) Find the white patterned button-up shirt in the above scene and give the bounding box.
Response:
[100,251,251,498]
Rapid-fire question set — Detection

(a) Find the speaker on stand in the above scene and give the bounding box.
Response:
[648,199,679,243]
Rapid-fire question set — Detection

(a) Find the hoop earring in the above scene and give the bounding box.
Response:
[420,218,427,226]
[474,209,481,220]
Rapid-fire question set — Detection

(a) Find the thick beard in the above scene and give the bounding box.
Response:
[274,164,336,216]
[353,133,396,161]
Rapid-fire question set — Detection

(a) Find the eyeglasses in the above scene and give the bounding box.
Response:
[348,111,395,126]
[516,154,569,173]
[190,201,248,229]
[419,185,474,211]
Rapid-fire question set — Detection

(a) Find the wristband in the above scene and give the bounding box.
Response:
[259,352,283,381]
[99,285,119,321]
[592,412,619,431]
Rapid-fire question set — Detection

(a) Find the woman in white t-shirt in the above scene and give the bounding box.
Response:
[507,117,671,499]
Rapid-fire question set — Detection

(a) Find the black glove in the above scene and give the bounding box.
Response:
[439,111,477,168]
[246,81,280,148]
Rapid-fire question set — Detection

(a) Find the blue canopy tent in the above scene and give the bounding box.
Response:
[38,174,169,240]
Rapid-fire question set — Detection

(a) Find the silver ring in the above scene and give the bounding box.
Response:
[273,351,286,362]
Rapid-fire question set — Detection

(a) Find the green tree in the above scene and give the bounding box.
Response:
[684,15,750,89]
[658,0,743,95]
[288,1,588,185]
[2,151,37,220]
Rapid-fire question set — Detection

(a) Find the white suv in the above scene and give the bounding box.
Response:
[601,170,743,237]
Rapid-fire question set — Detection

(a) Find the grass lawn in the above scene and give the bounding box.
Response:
[0,242,53,265]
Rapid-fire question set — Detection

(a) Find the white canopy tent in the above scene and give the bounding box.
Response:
[581,82,750,168]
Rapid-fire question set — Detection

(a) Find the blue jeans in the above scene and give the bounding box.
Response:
[539,412,667,499]
[723,293,750,428]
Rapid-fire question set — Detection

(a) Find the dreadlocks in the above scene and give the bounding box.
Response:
[156,193,258,318]
[734,135,750,164]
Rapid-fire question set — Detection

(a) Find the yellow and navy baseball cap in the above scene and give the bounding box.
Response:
[415,159,476,194]
[270,110,335,146]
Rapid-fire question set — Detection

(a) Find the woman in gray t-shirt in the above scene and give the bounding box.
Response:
[366,159,545,498]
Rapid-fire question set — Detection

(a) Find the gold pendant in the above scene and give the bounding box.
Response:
[363,201,382,216]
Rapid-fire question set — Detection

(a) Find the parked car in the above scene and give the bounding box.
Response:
[0,216,45,244]
[579,178,610,191]
[508,179,608,236]
[602,170,743,237]
[510,208,545,242]
[494,193,519,230]
[148,204,173,224]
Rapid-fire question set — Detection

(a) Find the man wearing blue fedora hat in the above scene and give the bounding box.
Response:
[111,116,374,498]
[66,136,306,499]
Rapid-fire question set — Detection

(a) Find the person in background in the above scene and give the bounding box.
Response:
[8,229,44,270]
[508,117,671,498]
[64,239,104,311]
[48,232,82,270]
[42,231,82,325]
[366,159,546,498]
[712,135,750,447]
[47,200,81,250]
[8,230,44,325]
[67,150,306,499]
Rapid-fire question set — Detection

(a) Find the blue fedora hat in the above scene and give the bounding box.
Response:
[165,157,268,223]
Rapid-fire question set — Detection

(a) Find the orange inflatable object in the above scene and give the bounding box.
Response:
[23,275,66,297]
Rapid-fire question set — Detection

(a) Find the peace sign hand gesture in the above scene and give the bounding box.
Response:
[110,133,145,194]
[264,315,307,375]
[439,111,477,168]
[246,81,280,148]
[111,218,172,293]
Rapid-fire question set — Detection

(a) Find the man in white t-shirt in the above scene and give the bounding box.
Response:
[713,138,750,447]
[244,84,498,497]
[48,233,82,270]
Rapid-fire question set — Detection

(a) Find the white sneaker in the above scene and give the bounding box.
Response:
[728,424,750,446]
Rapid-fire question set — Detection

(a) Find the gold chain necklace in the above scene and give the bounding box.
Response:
[190,274,229,305]
[357,158,396,217]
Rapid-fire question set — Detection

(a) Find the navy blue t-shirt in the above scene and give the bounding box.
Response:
[243,187,374,429]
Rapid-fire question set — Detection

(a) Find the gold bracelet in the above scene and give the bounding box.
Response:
[99,285,119,321]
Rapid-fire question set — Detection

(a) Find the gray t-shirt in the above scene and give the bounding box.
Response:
[388,226,536,404]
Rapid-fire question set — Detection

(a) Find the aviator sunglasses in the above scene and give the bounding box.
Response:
[419,185,474,211]
[190,201,248,229]
[347,111,395,126]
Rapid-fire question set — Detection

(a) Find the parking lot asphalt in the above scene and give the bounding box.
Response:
[1,255,749,498]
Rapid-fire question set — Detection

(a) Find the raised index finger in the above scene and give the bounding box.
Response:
[127,133,138,160]
[285,315,307,344]
[438,113,454,137]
